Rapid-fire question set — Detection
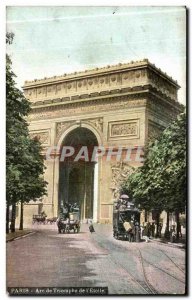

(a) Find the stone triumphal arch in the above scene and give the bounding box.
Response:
[20,59,181,225]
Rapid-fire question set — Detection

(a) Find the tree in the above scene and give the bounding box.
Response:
[6,33,47,233]
[17,137,47,230]
[121,111,186,239]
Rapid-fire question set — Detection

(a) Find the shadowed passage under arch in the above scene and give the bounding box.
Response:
[58,127,99,220]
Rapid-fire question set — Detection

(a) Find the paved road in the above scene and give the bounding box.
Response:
[6,224,186,295]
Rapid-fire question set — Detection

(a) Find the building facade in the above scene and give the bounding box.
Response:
[19,59,181,226]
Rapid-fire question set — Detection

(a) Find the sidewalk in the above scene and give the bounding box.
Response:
[6,229,34,242]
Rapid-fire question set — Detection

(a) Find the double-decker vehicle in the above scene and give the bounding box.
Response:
[113,196,140,241]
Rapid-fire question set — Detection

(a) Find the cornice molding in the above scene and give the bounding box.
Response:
[24,59,179,88]
[29,84,180,112]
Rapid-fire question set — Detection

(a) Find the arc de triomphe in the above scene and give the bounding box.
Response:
[21,59,181,225]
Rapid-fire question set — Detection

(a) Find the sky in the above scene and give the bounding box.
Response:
[6,6,186,104]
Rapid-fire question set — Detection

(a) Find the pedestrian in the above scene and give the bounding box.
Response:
[128,227,134,242]
[89,221,95,233]
[140,224,144,240]
[177,223,182,238]
[170,226,176,243]
[131,222,136,242]
[158,223,162,238]
[151,222,155,238]
[135,222,140,243]
[146,222,151,238]
[143,223,150,242]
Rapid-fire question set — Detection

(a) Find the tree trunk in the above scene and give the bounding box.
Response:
[175,211,180,240]
[10,203,16,233]
[6,200,10,234]
[155,213,160,238]
[19,202,24,230]
[164,211,170,239]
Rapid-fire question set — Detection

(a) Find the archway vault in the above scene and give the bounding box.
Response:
[58,125,100,222]
[57,121,103,150]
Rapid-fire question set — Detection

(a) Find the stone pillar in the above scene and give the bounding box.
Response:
[93,162,98,223]
[52,154,60,217]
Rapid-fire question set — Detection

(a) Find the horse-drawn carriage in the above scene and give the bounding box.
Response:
[32,212,57,225]
[32,212,47,224]
[57,203,80,234]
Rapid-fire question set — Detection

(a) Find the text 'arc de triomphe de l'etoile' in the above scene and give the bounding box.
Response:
[21,59,181,225]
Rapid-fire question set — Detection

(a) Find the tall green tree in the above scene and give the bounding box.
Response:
[121,111,186,238]
[17,137,47,230]
[6,33,47,233]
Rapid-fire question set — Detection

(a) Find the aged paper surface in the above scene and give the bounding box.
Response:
[6,5,187,296]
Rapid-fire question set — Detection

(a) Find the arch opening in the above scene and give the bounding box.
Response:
[58,127,99,221]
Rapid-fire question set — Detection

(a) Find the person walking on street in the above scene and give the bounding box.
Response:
[158,223,162,238]
[170,226,176,243]
[140,224,144,240]
[89,221,95,233]
[128,226,135,242]
[143,223,150,242]
[177,223,182,238]
[146,222,151,238]
[131,222,135,242]
[135,221,140,242]
[151,222,155,238]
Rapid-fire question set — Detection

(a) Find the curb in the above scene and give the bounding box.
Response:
[150,239,185,249]
[6,231,36,243]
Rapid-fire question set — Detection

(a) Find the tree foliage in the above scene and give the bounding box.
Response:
[6,33,47,232]
[121,111,186,214]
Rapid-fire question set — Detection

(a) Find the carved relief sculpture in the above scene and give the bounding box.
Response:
[111,122,137,136]
[56,121,75,141]
[29,131,49,145]
[110,161,134,200]
[86,118,103,132]
[148,122,165,142]
[109,119,139,140]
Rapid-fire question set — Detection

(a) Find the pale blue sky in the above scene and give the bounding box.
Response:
[6,6,186,104]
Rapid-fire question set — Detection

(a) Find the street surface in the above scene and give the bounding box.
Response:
[6,224,186,295]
